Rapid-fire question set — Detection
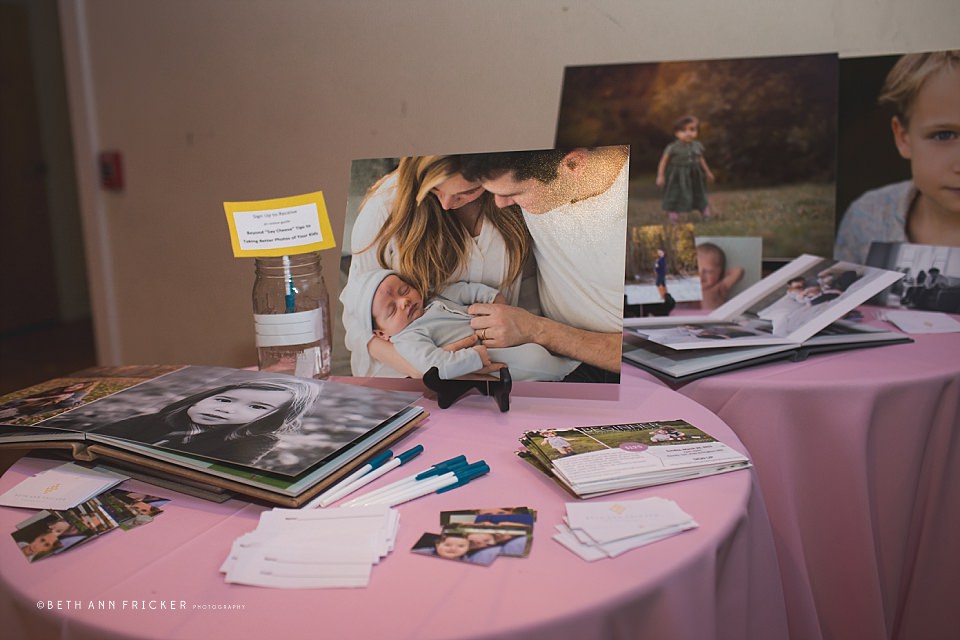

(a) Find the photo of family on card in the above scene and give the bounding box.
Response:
[411,507,535,566]
[335,148,630,384]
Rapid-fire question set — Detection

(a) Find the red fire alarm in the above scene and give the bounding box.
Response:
[98,151,124,191]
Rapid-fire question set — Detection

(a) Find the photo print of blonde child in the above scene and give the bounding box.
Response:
[835,49,960,265]
[692,236,762,310]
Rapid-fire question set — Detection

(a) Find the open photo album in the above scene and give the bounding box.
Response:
[0,366,425,506]
[624,254,904,349]
[620,254,911,382]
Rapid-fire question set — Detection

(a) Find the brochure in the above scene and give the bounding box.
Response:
[518,420,750,499]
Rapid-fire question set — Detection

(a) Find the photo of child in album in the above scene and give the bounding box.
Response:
[88,378,320,469]
[39,366,417,476]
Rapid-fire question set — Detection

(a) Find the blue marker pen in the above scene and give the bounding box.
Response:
[381,461,490,507]
[316,445,424,507]
[304,449,394,509]
[341,455,467,507]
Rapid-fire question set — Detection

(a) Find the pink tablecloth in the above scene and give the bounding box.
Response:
[669,326,960,640]
[0,369,787,640]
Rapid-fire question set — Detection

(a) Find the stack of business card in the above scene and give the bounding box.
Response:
[553,497,698,561]
[220,505,399,588]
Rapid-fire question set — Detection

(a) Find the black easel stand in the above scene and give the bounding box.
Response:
[422,367,512,412]
[623,292,676,319]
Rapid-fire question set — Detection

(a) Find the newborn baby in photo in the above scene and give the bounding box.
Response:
[342,269,578,381]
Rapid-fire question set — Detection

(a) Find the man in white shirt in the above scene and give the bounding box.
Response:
[461,146,629,381]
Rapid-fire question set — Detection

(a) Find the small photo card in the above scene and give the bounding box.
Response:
[410,532,498,567]
[223,191,336,257]
[105,489,171,530]
[10,490,171,563]
[440,506,537,527]
[441,522,533,558]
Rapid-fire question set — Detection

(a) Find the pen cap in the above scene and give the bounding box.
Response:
[367,450,394,469]
[415,455,467,480]
[437,461,490,493]
[397,445,424,464]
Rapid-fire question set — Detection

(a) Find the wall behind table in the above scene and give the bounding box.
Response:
[59,0,960,369]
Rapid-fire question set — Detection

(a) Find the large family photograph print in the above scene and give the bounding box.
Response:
[336,148,630,384]
[556,53,838,262]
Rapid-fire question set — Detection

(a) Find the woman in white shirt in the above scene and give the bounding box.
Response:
[343,155,533,377]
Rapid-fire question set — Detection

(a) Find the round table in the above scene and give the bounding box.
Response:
[0,368,788,640]
[662,321,960,640]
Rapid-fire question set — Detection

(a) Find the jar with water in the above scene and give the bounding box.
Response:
[252,252,331,379]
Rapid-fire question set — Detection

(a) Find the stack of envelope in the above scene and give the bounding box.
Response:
[553,497,697,561]
[0,462,127,510]
[220,505,399,588]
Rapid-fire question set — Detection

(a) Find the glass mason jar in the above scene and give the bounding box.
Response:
[252,252,331,379]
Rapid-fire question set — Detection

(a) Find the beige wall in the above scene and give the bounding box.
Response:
[58,0,960,369]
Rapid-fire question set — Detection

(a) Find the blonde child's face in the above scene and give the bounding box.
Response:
[697,250,723,288]
[371,274,425,338]
[676,122,699,143]
[892,66,960,219]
